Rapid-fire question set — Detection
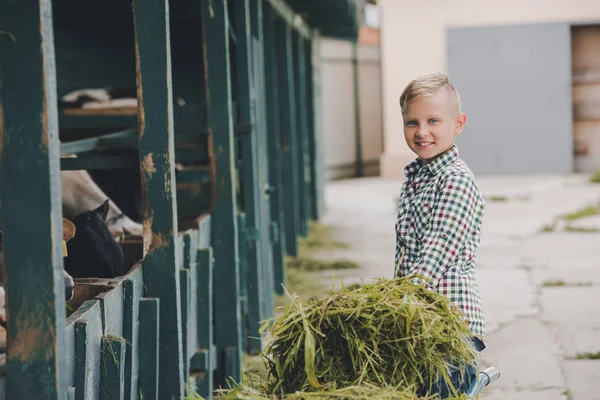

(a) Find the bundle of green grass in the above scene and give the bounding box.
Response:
[219,276,479,399]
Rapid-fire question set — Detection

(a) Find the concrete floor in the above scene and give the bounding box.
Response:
[313,173,600,400]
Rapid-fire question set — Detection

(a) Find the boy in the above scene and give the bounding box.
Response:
[394,73,486,397]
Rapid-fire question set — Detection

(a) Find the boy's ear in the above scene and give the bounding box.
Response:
[454,113,467,135]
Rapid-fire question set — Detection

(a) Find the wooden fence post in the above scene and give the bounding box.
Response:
[133,0,185,397]
[275,20,300,257]
[201,0,243,387]
[262,3,287,295]
[0,1,67,398]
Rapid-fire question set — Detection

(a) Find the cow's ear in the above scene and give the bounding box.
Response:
[95,199,110,221]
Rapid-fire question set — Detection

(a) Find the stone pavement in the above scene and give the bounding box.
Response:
[313,173,600,400]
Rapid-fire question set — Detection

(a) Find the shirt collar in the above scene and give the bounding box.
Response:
[404,145,459,178]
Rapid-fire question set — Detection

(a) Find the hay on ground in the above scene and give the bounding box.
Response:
[259,276,478,397]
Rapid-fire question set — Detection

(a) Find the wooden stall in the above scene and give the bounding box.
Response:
[0,0,358,399]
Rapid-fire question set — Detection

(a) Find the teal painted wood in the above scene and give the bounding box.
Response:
[201,0,243,387]
[193,248,214,398]
[60,129,138,156]
[250,0,275,333]
[262,2,287,295]
[198,216,212,249]
[236,213,249,352]
[98,285,124,336]
[304,38,319,221]
[310,32,326,218]
[182,231,200,365]
[232,0,264,356]
[133,0,185,398]
[100,336,126,400]
[67,388,75,400]
[138,298,160,400]
[179,268,190,377]
[274,19,300,256]
[122,267,144,400]
[352,42,363,178]
[224,348,241,388]
[72,301,104,400]
[0,1,68,398]
[292,32,310,237]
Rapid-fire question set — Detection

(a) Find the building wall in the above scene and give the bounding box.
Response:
[379,0,600,178]
[319,38,383,180]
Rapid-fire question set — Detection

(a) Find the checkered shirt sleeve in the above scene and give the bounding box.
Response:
[411,173,479,289]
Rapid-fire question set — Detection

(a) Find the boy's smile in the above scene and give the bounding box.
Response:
[403,90,467,165]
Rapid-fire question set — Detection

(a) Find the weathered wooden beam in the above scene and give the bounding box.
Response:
[262,2,287,295]
[293,32,310,237]
[251,0,276,336]
[275,19,300,256]
[193,248,214,398]
[233,0,275,355]
[60,128,138,156]
[0,1,68,398]
[133,0,185,398]
[99,336,127,400]
[73,302,103,400]
[121,268,143,400]
[138,298,160,400]
[237,213,249,352]
[201,0,243,387]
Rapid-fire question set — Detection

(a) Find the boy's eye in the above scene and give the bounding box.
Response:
[429,118,439,124]
[405,121,417,127]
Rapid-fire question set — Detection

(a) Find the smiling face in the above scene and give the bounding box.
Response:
[402,88,467,165]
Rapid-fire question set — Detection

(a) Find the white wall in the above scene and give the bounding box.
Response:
[379,0,600,178]
[319,38,383,180]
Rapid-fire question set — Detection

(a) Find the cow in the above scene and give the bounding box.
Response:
[64,200,124,279]
[61,170,143,239]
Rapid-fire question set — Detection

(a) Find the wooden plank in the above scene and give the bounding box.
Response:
[237,213,249,353]
[232,0,269,356]
[309,31,326,218]
[176,168,212,185]
[293,32,310,237]
[100,336,126,400]
[0,1,68,398]
[138,298,160,400]
[73,301,103,400]
[60,155,138,171]
[133,0,185,398]
[122,267,143,400]
[98,286,124,336]
[60,128,138,156]
[179,268,191,376]
[274,19,300,256]
[250,0,276,341]
[262,2,287,295]
[198,215,212,249]
[201,0,243,387]
[193,248,214,398]
[183,231,199,371]
[304,38,319,221]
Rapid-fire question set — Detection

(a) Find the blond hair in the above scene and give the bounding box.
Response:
[399,73,461,117]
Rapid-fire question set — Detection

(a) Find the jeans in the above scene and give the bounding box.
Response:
[417,337,485,399]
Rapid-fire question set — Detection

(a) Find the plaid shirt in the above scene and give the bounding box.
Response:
[395,145,487,343]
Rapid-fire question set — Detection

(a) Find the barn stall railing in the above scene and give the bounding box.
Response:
[0,0,338,398]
